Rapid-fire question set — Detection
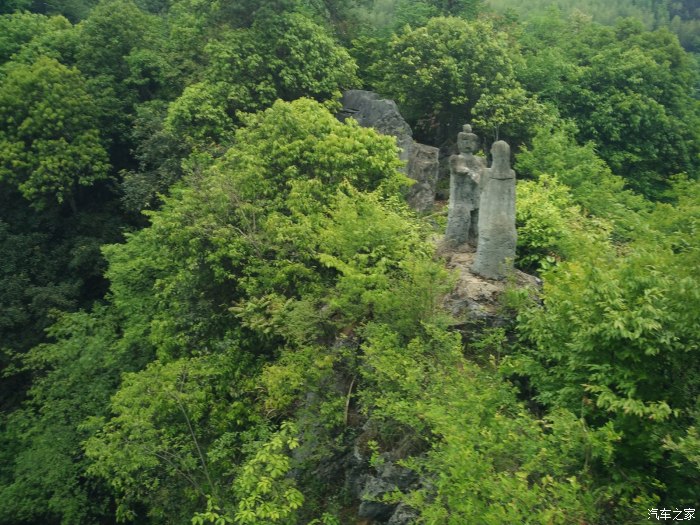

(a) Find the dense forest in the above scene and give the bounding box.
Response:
[0,0,699,523]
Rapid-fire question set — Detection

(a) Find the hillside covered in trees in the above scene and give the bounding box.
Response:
[0,0,699,523]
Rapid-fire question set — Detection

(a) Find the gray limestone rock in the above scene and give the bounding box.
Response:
[387,503,419,525]
[376,457,418,489]
[444,125,487,248]
[339,90,437,212]
[339,90,414,161]
[471,140,517,280]
[358,477,398,521]
[406,142,439,212]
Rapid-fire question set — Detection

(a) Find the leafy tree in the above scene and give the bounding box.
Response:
[0,307,142,524]
[0,0,32,15]
[0,12,72,65]
[511,178,700,513]
[85,351,259,523]
[119,100,187,212]
[472,85,556,143]
[230,422,304,525]
[75,0,162,82]
[351,0,487,38]
[429,0,484,17]
[515,124,650,232]
[73,0,174,168]
[81,99,418,520]
[166,12,358,148]
[0,56,109,210]
[370,17,539,144]
[515,175,608,273]
[355,323,605,524]
[519,14,700,196]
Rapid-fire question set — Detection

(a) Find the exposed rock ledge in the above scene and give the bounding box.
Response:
[439,244,541,327]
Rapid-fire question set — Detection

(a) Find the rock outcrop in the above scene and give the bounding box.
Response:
[441,248,540,327]
[339,90,438,212]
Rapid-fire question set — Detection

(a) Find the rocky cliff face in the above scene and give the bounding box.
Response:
[338,90,438,213]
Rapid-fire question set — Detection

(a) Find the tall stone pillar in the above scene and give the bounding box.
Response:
[444,125,486,248]
[471,140,517,280]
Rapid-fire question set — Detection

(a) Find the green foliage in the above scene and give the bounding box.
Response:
[515,125,650,241]
[105,99,405,360]
[1,2,699,523]
[518,13,700,196]
[357,323,603,523]
[515,176,605,272]
[510,180,700,510]
[119,100,186,212]
[370,16,543,144]
[83,99,427,520]
[351,0,486,38]
[75,0,161,81]
[166,13,358,148]
[0,12,72,65]
[232,422,303,524]
[0,0,32,15]
[486,0,700,53]
[74,0,175,166]
[86,351,259,522]
[191,496,233,525]
[0,307,137,524]
[472,85,556,143]
[0,56,109,209]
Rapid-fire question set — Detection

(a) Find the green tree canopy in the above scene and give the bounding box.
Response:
[0,56,109,209]
[166,12,358,149]
[519,14,700,196]
[371,16,545,144]
[0,12,72,65]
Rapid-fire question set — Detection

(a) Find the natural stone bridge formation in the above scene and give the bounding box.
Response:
[445,126,517,280]
[338,90,439,212]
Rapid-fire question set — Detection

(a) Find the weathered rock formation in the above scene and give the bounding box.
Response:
[444,124,486,248]
[338,90,438,212]
[442,250,539,327]
[471,140,517,280]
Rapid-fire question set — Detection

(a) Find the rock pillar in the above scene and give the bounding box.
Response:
[471,140,516,280]
[444,124,486,248]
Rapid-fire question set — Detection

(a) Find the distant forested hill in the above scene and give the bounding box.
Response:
[486,0,699,52]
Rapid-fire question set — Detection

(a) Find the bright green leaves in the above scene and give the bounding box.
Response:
[166,13,358,149]
[471,85,555,144]
[222,99,403,202]
[515,176,607,272]
[357,323,603,524]
[232,422,303,525]
[85,97,445,521]
[519,15,700,197]
[106,99,406,359]
[511,181,700,508]
[75,0,162,81]
[0,12,73,65]
[371,17,533,142]
[86,351,260,523]
[316,189,447,338]
[0,56,109,209]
